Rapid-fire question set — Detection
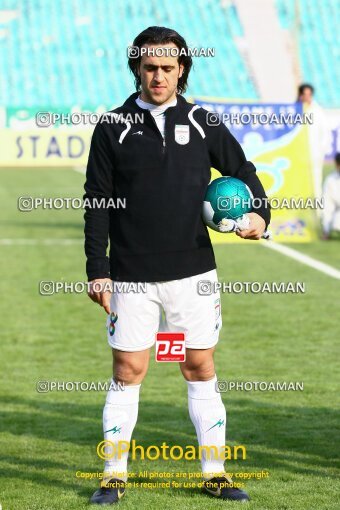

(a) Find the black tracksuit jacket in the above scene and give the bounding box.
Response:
[84,92,270,282]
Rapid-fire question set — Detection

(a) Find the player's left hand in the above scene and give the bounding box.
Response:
[235,212,266,240]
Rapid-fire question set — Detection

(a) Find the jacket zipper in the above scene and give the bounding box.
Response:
[146,110,166,155]
[161,114,167,154]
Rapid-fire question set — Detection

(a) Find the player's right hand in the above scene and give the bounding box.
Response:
[87,278,112,314]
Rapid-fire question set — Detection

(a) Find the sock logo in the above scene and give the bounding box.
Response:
[206,418,225,432]
[109,312,118,336]
[105,425,122,435]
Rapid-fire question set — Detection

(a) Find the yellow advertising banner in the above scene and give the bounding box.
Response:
[0,129,93,167]
[208,123,316,243]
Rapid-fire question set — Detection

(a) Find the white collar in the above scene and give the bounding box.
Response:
[136,96,177,114]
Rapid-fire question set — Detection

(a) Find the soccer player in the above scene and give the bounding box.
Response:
[321,152,340,239]
[84,26,270,504]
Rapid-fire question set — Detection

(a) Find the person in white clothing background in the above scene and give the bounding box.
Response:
[298,84,329,202]
[321,153,340,240]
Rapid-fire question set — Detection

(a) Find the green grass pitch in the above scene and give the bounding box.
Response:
[0,168,339,510]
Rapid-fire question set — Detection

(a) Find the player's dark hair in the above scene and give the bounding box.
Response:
[128,26,193,94]
[335,152,340,165]
[297,83,314,100]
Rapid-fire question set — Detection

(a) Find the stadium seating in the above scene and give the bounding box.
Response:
[0,0,338,109]
[276,0,339,107]
[0,0,257,108]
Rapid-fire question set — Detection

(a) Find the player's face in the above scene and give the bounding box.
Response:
[138,43,184,105]
[299,87,313,104]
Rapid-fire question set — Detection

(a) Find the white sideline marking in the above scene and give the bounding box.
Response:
[263,241,340,280]
[72,166,86,175]
[2,238,339,280]
[0,238,83,245]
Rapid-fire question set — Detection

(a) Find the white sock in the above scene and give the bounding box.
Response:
[102,380,140,484]
[187,375,226,478]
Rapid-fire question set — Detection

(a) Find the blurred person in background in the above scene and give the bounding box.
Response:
[321,152,340,240]
[298,83,328,201]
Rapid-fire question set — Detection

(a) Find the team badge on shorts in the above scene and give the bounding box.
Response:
[214,298,221,320]
[175,124,190,145]
[109,312,118,336]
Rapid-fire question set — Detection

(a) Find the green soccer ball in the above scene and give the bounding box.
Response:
[202,177,253,231]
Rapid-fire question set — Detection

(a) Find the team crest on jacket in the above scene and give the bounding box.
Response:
[175,124,190,145]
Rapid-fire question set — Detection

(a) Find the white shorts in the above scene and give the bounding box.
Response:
[106,269,222,352]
